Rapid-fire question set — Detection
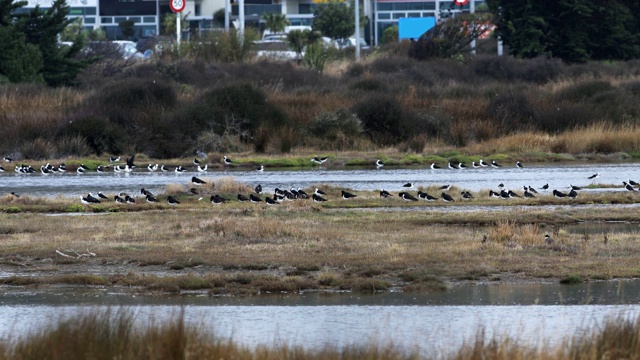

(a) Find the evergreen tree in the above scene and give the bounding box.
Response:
[0,0,90,86]
[488,0,640,63]
[312,0,354,41]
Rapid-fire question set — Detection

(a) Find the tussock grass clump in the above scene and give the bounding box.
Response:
[214,177,253,194]
[164,183,185,195]
[487,220,543,246]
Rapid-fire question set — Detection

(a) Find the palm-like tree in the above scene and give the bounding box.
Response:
[262,12,289,34]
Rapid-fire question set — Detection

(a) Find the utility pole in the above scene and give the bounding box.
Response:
[225,0,230,31]
[355,0,360,61]
[470,0,475,55]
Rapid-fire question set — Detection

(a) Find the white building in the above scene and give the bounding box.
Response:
[15,0,484,45]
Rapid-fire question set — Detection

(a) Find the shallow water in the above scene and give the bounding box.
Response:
[2,280,640,357]
[0,162,636,198]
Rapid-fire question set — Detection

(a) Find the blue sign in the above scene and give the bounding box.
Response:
[398,17,436,41]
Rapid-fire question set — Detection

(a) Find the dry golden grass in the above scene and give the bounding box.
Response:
[3,306,640,359]
[3,197,640,293]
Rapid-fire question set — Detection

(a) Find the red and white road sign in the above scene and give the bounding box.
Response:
[453,0,469,5]
[170,0,186,12]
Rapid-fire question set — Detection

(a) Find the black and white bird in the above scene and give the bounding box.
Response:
[457,162,467,169]
[58,163,66,172]
[40,166,51,175]
[0,166,4,172]
[553,189,568,198]
[461,191,474,199]
[10,192,19,197]
[540,184,549,191]
[628,179,640,186]
[508,190,521,198]
[222,156,233,165]
[499,190,510,200]
[376,159,384,168]
[211,194,227,205]
[256,165,264,172]
[167,196,180,205]
[479,159,489,167]
[125,195,136,204]
[141,188,153,197]
[441,192,454,202]
[439,184,451,191]
[545,234,555,245]
[109,156,120,162]
[255,184,263,194]
[113,165,123,173]
[161,165,170,172]
[175,166,187,173]
[96,165,106,173]
[81,193,101,204]
[380,189,392,198]
[197,164,208,172]
[77,164,89,173]
[491,160,502,168]
[193,158,201,166]
[146,194,159,203]
[403,182,414,188]
[237,194,250,202]
[114,195,126,204]
[418,191,438,201]
[265,196,279,205]
[568,189,578,198]
[528,186,538,194]
[569,185,582,191]
[314,188,326,196]
[516,161,523,168]
[430,163,441,170]
[4,157,13,163]
[472,162,480,169]
[191,176,206,186]
[448,162,456,170]
[489,190,500,198]
[341,190,357,199]
[147,164,158,172]
[97,192,109,200]
[311,157,328,165]
[312,193,327,202]
[524,190,536,198]
[125,156,136,169]
[588,173,600,180]
[250,194,263,203]
[399,192,418,202]
[623,181,637,192]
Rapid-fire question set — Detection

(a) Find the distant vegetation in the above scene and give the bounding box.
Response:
[3,54,640,159]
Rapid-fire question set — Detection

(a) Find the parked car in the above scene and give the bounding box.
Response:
[333,37,370,50]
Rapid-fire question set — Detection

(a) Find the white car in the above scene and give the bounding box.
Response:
[333,37,370,50]
[112,40,145,60]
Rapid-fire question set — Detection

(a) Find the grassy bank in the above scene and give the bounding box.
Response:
[2,191,640,293]
[1,309,640,359]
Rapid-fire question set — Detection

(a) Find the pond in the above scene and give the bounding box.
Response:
[2,280,640,358]
[0,162,636,198]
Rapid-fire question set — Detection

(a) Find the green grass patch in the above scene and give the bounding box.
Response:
[2,206,21,214]
[65,204,85,213]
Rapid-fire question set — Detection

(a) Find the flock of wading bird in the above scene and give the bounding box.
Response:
[2,155,638,207]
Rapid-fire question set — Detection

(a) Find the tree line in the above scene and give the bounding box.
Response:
[0,0,92,86]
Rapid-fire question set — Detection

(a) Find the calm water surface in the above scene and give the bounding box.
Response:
[2,281,640,358]
[1,162,638,198]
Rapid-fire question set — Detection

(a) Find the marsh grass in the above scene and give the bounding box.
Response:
[4,308,640,359]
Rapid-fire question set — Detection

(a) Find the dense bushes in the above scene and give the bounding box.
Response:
[5,54,640,159]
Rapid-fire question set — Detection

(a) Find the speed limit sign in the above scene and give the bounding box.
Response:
[170,0,186,12]
[453,0,469,5]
